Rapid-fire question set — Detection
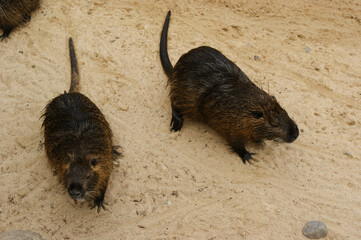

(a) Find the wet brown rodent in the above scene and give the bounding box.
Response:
[160,11,299,163]
[0,0,40,40]
[42,38,120,212]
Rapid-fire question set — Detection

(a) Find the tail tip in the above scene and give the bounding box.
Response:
[167,10,171,17]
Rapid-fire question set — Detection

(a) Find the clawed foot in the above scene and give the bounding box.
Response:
[231,144,258,164]
[0,28,12,41]
[239,151,258,164]
[0,32,10,41]
[91,198,108,213]
[24,14,31,23]
[170,109,183,131]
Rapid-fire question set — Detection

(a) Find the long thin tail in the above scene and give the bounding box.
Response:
[68,37,80,93]
[160,10,173,78]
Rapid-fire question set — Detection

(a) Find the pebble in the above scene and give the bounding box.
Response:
[254,55,259,60]
[0,230,44,240]
[247,42,252,47]
[344,151,353,158]
[198,186,208,192]
[305,46,312,53]
[302,221,328,239]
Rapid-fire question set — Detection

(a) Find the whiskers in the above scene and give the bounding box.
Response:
[84,190,98,201]
[273,138,285,143]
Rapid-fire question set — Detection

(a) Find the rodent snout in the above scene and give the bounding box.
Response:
[68,182,85,199]
[286,122,299,143]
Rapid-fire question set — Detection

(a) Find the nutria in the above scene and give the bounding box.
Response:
[0,0,40,40]
[42,38,120,212]
[160,11,299,163]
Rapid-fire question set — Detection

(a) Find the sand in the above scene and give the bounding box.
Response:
[0,0,360,239]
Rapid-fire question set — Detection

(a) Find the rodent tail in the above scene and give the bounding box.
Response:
[160,10,173,78]
[68,37,80,93]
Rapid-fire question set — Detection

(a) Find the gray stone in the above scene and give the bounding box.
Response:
[302,221,328,239]
[254,55,259,60]
[0,230,44,240]
[344,151,353,157]
[305,46,312,53]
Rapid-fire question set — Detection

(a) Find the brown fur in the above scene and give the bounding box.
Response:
[160,11,299,163]
[0,0,40,40]
[42,38,119,212]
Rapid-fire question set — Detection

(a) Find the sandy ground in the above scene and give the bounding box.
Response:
[0,0,360,239]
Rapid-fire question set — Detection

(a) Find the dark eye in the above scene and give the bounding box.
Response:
[91,159,98,167]
[251,111,263,119]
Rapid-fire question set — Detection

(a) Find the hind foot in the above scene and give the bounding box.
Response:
[170,109,183,131]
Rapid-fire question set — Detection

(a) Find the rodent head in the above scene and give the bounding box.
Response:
[61,153,105,202]
[244,95,299,143]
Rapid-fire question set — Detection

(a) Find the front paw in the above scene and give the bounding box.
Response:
[0,32,10,41]
[91,197,107,213]
[170,109,183,131]
[231,144,257,164]
[239,151,256,164]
